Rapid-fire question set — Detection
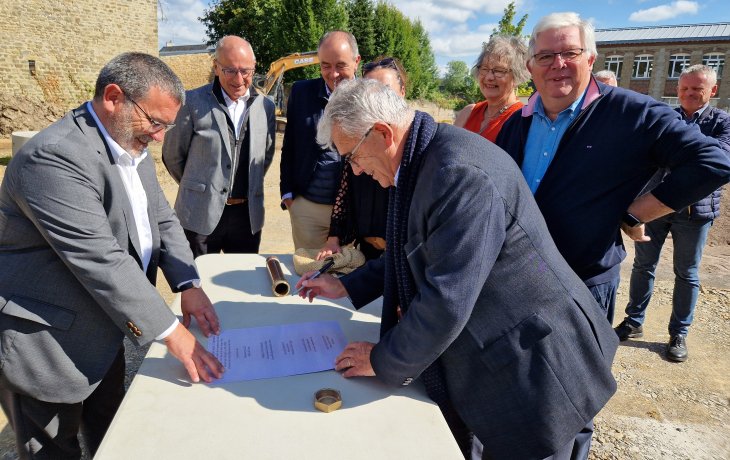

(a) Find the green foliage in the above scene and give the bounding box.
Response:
[201,0,439,100]
[346,0,376,62]
[441,60,481,108]
[200,0,283,70]
[492,1,528,37]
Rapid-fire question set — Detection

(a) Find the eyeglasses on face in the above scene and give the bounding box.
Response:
[362,57,398,75]
[532,48,585,67]
[478,66,511,78]
[219,67,255,78]
[122,90,175,133]
[340,126,373,167]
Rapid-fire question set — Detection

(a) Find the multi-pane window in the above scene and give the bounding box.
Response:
[605,55,623,78]
[667,54,691,78]
[703,53,725,78]
[633,55,653,78]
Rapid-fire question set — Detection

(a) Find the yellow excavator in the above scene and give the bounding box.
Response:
[254,51,319,116]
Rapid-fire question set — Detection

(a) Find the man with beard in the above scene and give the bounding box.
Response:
[0,53,224,459]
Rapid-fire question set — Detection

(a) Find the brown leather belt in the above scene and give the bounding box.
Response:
[226,197,247,205]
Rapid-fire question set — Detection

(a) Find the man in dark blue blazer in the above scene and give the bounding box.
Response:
[298,79,619,460]
[279,31,360,250]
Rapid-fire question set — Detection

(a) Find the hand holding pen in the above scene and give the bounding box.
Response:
[295,258,348,301]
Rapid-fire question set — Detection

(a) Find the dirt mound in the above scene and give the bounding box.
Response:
[0,93,64,137]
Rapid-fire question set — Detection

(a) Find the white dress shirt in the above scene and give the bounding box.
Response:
[221,87,251,139]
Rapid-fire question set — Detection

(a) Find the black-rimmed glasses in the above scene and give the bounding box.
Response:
[122,91,176,133]
[531,48,585,67]
[340,126,373,167]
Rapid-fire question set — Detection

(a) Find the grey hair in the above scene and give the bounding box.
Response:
[528,12,597,60]
[316,79,413,151]
[471,35,530,87]
[680,64,718,87]
[594,69,617,85]
[318,30,359,59]
[94,52,185,105]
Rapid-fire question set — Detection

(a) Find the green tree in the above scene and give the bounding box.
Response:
[346,0,376,62]
[442,61,474,99]
[200,0,283,70]
[492,1,528,37]
[409,21,439,99]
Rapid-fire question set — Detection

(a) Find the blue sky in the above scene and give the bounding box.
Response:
[158,0,730,73]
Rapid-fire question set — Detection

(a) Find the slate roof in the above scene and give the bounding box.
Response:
[159,44,213,56]
[596,23,730,45]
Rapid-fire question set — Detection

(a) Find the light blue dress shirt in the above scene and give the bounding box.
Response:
[521,94,585,193]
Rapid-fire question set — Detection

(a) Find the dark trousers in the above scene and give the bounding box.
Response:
[474,420,593,460]
[0,346,126,459]
[185,202,261,258]
[587,275,620,324]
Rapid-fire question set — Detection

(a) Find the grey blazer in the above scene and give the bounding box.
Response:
[0,104,198,404]
[162,83,276,236]
[343,124,619,459]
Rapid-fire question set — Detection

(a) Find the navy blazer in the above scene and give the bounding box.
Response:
[343,124,618,459]
[279,78,338,199]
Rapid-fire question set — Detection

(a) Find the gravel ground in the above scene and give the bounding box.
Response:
[1,127,729,459]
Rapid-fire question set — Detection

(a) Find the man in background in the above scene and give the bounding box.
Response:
[279,30,360,249]
[0,53,223,459]
[163,36,276,257]
[616,64,730,362]
[594,69,617,86]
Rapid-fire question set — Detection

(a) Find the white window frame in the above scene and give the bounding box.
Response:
[605,55,623,78]
[667,54,691,78]
[633,55,653,79]
[703,53,725,79]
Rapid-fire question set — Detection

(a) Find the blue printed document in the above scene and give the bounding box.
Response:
[207,321,348,383]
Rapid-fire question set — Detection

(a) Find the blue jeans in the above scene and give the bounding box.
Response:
[624,214,712,336]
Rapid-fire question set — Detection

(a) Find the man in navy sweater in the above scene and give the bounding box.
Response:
[615,65,730,362]
[496,13,730,325]
[279,31,360,250]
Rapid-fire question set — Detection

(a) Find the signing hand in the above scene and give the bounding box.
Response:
[295,272,348,302]
[335,342,376,378]
[164,323,224,383]
[316,237,342,260]
[181,287,221,337]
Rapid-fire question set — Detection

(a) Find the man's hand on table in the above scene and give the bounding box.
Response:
[295,272,348,302]
[335,342,376,377]
[164,323,225,383]
[181,287,221,336]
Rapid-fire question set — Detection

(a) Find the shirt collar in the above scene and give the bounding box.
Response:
[681,102,710,121]
[86,101,148,165]
[221,86,251,107]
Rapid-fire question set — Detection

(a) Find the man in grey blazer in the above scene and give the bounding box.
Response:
[0,53,224,459]
[163,36,276,257]
[298,79,619,460]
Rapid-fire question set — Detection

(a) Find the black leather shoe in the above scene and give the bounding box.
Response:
[667,334,688,362]
[614,319,643,341]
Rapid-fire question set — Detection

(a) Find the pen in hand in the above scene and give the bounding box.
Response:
[295,258,336,294]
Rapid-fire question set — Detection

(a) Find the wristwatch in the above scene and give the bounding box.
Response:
[622,212,643,228]
[178,279,202,292]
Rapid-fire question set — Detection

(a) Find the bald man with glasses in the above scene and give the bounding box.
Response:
[163,35,276,257]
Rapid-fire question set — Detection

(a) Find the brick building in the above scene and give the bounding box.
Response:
[0,1,158,108]
[594,23,730,110]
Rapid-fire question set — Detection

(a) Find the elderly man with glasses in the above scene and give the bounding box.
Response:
[496,12,730,330]
[163,35,276,257]
[297,78,620,460]
[0,52,224,459]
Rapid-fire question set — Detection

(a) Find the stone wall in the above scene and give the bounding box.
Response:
[161,53,215,90]
[0,0,157,111]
